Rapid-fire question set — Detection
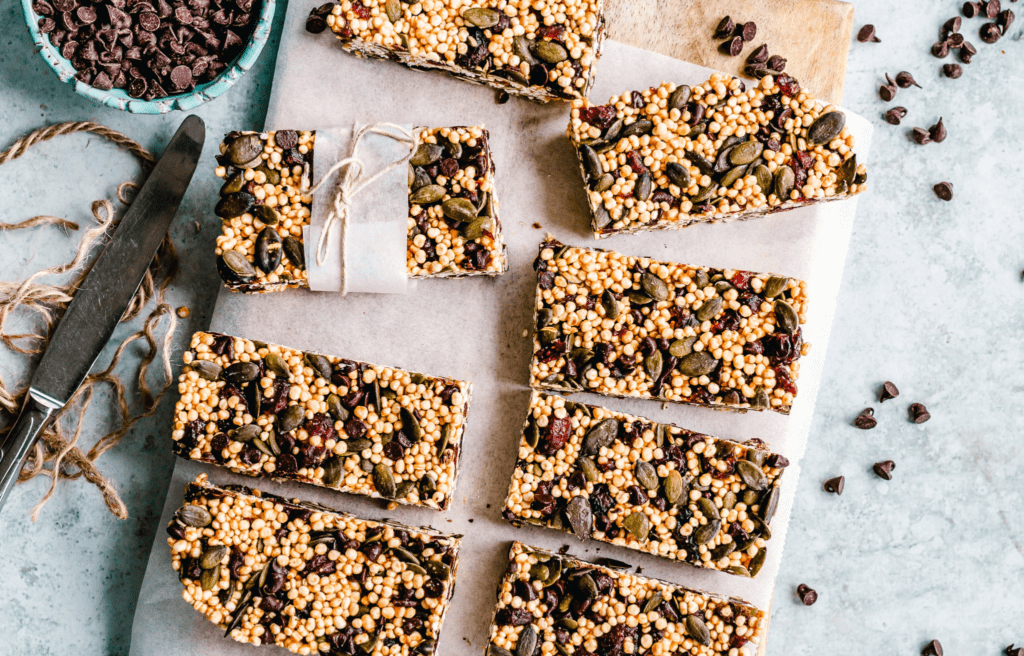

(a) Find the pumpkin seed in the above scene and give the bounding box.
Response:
[437,423,452,454]
[215,192,255,219]
[762,276,788,299]
[229,424,260,443]
[719,163,748,188]
[395,480,416,499]
[373,464,397,498]
[580,145,602,179]
[729,141,763,165]
[253,438,273,457]
[423,559,450,579]
[622,511,651,542]
[581,418,618,456]
[277,404,305,432]
[324,394,347,422]
[227,134,263,165]
[668,336,697,357]
[626,289,652,305]
[253,204,279,227]
[635,171,653,201]
[693,269,709,288]
[537,326,559,346]
[200,564,220,591]
[255,163,280,185]
[564,495,593,541]
[529,563,549,582]
[578,457,598,482]
[542,558,562,587]
[555,618,578,631]
[488,644,514,656]
[401,407,422,441]
[644,350,663,381]
[774,165,795,200]
[678,351,717,377]
[220,171,245,194]
[462,6,500,27]
[597,289,620,321]
[838,154,857,188]
[224,361,259,384]
[410,143,443,167]
[664,470,684,504]
[343,438,372,454]
[760,485,780,523]
[774,299,799,334]
[742,490,760,506]
[524,419,540,449]
[419,474,437,498]
[668,84,690,110]
[516,625,538,656]
[748,548,767,577]
[512,35,536,64]
[751,386,770,411]
[410,185,446,207]
[576,573,597,599]
[384,0,401,21]
[722,491,738,511]
[685,614,710,646]
[359,633,379,654]
[696,296,722,322]
[592,203,612,230]
[267,430,281,455]
[641,271,669,301]
[696,497,720,521]
[200,545,229,569]
[745,448,767,467]
[461,217,492,241]
[621,119,653,138]
[691,182,718,203]
[591,173,614,193]
[442,197,478,223]
[807,110,846,145]
[665,161,691,189]
[532,40,567,63]
[220,250,256,280]
[634,461,658,489]
[710,542,736,561]
[693,520,720,546]
[642,591,663,614]
[260,354,288,380]
[283,236,305,270]
[318,456,342,487]
[192,360,222,381]
[752,164,772,193]
[254,227,282,275]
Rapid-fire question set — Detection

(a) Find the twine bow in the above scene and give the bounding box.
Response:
[304,123,419,278]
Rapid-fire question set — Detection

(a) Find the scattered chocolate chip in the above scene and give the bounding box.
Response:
[853,408,877,429]
[721,36,744,57]
[767,54,787,71]
[933,182,953,201]
[496,90,510,104]
[305,12,327,33]
[929,117,947,142]
[895,71,921,88]
[909,402,932,422]
[747,44,769,64]
[998,9,1015,31]
[986,0,1001,18]
[963,1,982,17]
[885,106,908,125]
[943,63,963,78]
[872,460,895,480]
[947,32,966,47]
[879,84,897,101]
[1006,645,1024,656]
[944,16,963,35]
[980,21,1002,42]
[740,21,757,41]
[858,24,881,42]
[879,381,900,402]
[932,40,951,57]
[922,639,944,656]
[823,476,845,495]
[714,15,735,39]
[912,127,932,144]
[796,584,818,606]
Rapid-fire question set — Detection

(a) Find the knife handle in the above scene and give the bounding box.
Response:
[0,397,56,514]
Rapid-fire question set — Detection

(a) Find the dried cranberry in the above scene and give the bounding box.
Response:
[383,441,405,461]
[228,548,245,579]
[439,157,459,178]
[350,0,369,18]
[579,104,617,130]
[344,417,367,440]
[775,367,797,394]
[276,453,297,474]
[627,485,649,505]
[361,541,383,562]
[538,270,555,289]
[304,413,337,441]
[538,417,572,456]
[537,25,565,42]
[730,271,753,290]
[650,189,677,206]
[536,340,565,364]
[301,443,326,468]
[630,90,644,108]
[776,73,801,97]
[744,339,765,356]
[267,379,290,413]
[240,444,262,466]
[496,607,533,626]
[589,484,615,517]
[625,150,646,173]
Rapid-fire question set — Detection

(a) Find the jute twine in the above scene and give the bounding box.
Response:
[0,121,181,521]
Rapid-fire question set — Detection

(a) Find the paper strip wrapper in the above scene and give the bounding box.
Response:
[300,125,410,294]
[130,11,871,656]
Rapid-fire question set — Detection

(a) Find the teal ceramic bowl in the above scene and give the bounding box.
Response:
[22,0,275,114]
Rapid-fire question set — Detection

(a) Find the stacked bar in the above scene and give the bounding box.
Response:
[213,127,508,293]
[169,474,461,654]
[568,73,867,237]
[529,239,810,414]
[485,542,766,656]
[309,0,607,102]
[503,392,787,577]
[171,331,472,511]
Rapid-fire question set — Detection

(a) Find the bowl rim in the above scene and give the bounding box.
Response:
[22,0,276,114]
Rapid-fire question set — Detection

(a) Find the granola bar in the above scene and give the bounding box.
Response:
[485,542,766,656]
[213,127,508,293]
[309,0,607,103]
[529,239,810,414]
[568,74,867,237]
[171,331,471,510]
[169,474,461,654]
[502,391,788,577]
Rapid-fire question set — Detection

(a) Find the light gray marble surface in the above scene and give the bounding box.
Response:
[0,0,1021,654]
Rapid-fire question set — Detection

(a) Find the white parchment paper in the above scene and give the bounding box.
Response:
[130,3,872,653]
[302,125,410,294]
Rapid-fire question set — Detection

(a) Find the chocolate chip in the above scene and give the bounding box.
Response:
[746,44,768,64]
[998,9,1014,31]
[933,182,953,201]
[496,90,510,104]
[714,15,735,39]
[922,639,943,656]
[796,584,818,606]
[879,84,897,101]
[944,16,963,35]
[275,130,299,149]
[879,381,899,402]
[766,54,787,71]
[858,24,880,42]
[169,64,192,89]
[980,21,1001,42]
[909,402,932,422]
[963,1,981,17]
[885,106,908,125]
[895,71,920,88]
[947,32,965,47]
[853,408,877,429]
[740,21,757,41]
[823,476,845,495]
[872,460,895,480]
[929,117,947,142]
[961,40,978,56]
[912,127,932,145]
[986,0,1000,18]
[932,40,950,57]
[1006,645,1024,656]
[720,36,744,57]
[942,63,963,78]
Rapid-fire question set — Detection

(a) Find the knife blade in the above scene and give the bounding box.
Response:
[0,115,205,515]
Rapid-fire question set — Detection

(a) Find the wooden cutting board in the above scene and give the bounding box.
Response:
[606,0,855,105]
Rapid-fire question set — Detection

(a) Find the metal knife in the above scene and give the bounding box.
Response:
[0,115,205,515]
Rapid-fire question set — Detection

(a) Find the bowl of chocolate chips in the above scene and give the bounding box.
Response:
[23,0,275,113]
